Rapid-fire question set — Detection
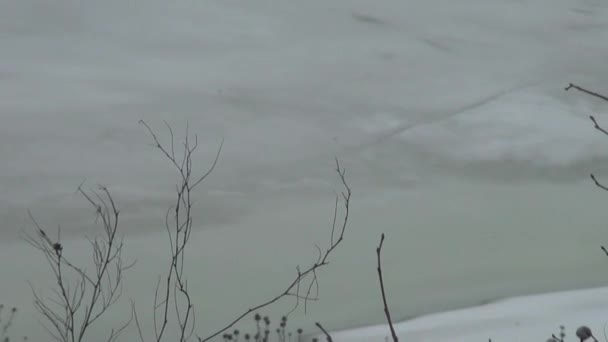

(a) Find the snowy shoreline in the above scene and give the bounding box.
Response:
[320,286,608,341]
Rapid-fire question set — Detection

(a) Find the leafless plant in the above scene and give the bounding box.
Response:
[23,119,351,342]
[22,186,135,342]
[564,83,607,342]
[197,157,351,342]
[565,83,608,254]
[376,234,398,342]
[138,120,222,342]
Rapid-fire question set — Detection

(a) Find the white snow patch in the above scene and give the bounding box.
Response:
[327,286,608,342]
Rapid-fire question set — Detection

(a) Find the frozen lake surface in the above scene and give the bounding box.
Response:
[2,0,608,340]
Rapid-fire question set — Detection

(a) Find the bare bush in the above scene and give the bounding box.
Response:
[137,120,222,342]
[23,186,135,342]
[23,120,352,342]
[137,122,352,342]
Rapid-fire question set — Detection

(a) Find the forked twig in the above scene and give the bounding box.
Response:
[315,322,333,342]
[139,120,223,342]
[565,83,608,102]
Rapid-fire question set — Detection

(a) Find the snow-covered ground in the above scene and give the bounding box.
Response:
[2,0,608,341]
[326,286,608,342]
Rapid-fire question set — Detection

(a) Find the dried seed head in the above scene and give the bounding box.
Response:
[576,326,596,341]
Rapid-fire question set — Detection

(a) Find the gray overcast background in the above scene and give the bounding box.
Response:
[2,0,608,340]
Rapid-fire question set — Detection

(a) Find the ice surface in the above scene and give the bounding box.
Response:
[2,0,608,341]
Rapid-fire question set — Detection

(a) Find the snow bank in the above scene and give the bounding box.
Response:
[327,286,608,341]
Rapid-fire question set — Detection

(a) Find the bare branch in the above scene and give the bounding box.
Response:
[565,83,608,102]
[23,186,133,342]
[191,138,224,190]
[139,121,222,342]
[198,159,351,342]
[376,233,399,342]
[591,174,608,192]
[568,84,608,284]
[315,322,333,342]
[589,116,608,137]
[131,300,146,342]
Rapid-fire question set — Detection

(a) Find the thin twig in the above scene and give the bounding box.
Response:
[198,158,351,342]
[591,174,608,192]
[590,116,608,137]
[376,233,399,342]
[565,83,608,102]
[315,322,333,342]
